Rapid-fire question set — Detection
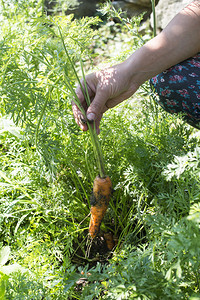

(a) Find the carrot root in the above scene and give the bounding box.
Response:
[89,175,112,239]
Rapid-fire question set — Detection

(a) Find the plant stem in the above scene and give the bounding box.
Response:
[151,0,157,37]
[58,25,106,178]
[88,123,106,178]
[35,92,49,147]
[64,72,106,178]
[80,59,106,178]
[58,26,88,103]
[35,77,60,146]
[41,0,45,16]
[0,0,5,12]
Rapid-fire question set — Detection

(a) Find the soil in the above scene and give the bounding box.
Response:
[71,231,116,268]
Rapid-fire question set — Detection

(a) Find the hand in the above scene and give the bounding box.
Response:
[73,0,200,133]
[72,61,139,133]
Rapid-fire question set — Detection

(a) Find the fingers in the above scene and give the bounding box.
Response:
[72,97,105,134]
[73,72,110,132]
[94,113,103,135]
[71,100,88,131]
[73,78,92,131]
[86,90,109,122]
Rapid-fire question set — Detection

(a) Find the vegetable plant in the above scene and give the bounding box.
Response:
[0,1,199,299]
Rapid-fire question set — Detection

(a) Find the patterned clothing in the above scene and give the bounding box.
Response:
[150,53,200,129]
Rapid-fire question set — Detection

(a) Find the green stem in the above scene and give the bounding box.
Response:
[64,74,86,116]
[58,25,88,103]
[41,0,45,16]
[35,92,49,147]
[0,0,5,12]
[80,58,106,177]
[80,59,90,107]
[58,26,106,178]
[35,77,60,146]
[88,123,106,178]
[151,0,157,37]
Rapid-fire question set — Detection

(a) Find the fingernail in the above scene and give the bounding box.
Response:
[87,113,95,121]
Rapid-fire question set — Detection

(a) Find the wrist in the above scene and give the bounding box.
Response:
[124,34,173,86]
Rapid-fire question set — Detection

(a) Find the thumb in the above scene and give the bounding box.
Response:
[86,91,108,122]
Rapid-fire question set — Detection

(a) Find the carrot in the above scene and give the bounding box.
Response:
[89,175,112,239]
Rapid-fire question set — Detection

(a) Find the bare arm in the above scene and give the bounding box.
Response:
[73,0,200,132]
[126,0,200,86]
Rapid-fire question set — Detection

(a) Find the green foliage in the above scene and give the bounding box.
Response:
[0,1,199,299]
[0,1,101,173]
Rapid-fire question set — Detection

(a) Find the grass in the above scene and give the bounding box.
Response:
[0,1,200,299]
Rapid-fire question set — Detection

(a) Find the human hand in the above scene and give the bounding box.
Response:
[73,0,200,134]
[72,61,139,133]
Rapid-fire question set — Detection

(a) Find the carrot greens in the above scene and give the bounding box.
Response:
[58,25,106,178]
[0,2,200,299]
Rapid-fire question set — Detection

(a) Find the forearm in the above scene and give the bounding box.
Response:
[125,0,200,86]
[73,1,200,128]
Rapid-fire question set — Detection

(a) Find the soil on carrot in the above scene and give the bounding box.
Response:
[72,232,115,268]
[89,176,112,239]
[89,235,112,260]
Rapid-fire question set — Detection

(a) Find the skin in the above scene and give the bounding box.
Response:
[73,0,200,134]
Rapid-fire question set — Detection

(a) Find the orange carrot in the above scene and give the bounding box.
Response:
[89,175,112,239]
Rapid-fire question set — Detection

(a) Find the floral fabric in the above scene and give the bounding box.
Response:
[150,53,200,129]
